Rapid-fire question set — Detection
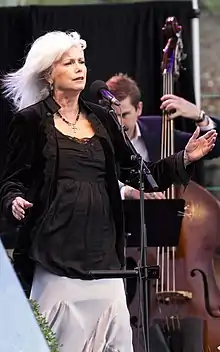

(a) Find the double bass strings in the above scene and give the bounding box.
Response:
[156,68,181,330]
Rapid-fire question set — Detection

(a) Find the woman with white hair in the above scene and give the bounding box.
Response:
[0,30,216,351]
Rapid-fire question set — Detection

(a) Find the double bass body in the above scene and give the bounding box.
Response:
[128,181,220,351]
[150,180,220,351]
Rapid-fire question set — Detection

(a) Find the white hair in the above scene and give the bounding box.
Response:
[2,31,87,112]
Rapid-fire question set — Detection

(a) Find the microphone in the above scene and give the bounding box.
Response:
[90,80,120,106]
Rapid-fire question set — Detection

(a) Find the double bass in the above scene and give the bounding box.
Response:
[128,17,220,352]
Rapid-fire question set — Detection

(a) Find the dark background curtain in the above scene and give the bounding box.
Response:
[0,1,195,176]
[30,1,195,113]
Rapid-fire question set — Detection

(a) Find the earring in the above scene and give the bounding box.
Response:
[49,82,54,94]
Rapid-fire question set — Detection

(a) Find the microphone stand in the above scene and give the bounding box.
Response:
[93,99,160,352]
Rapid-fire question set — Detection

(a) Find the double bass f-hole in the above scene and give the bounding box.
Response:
[155,17,191,330]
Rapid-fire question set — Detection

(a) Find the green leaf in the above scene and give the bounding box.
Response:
[29,299,60,352]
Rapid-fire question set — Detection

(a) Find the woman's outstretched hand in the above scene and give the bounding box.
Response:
[12,196,33,220]
[184,127,217,162]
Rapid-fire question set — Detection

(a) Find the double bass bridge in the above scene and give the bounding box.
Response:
[156,290,192,304]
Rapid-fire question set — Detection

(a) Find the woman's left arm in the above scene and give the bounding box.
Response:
[91,103,215,192]
[102,108,193,192]
[116,126,216,192]
[116,141,192,192]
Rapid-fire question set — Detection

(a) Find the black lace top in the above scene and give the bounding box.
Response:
[33,129,120,279]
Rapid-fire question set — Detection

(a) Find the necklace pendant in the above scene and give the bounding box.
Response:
[72,125,78,132]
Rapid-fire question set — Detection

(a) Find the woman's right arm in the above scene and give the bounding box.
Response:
[0,111,38,220]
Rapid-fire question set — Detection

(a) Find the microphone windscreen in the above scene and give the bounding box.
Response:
[89,80,108,99]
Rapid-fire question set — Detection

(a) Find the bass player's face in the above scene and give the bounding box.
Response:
[113,96,143,139]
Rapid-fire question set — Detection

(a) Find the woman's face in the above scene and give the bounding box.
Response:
[50,45,87,93]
